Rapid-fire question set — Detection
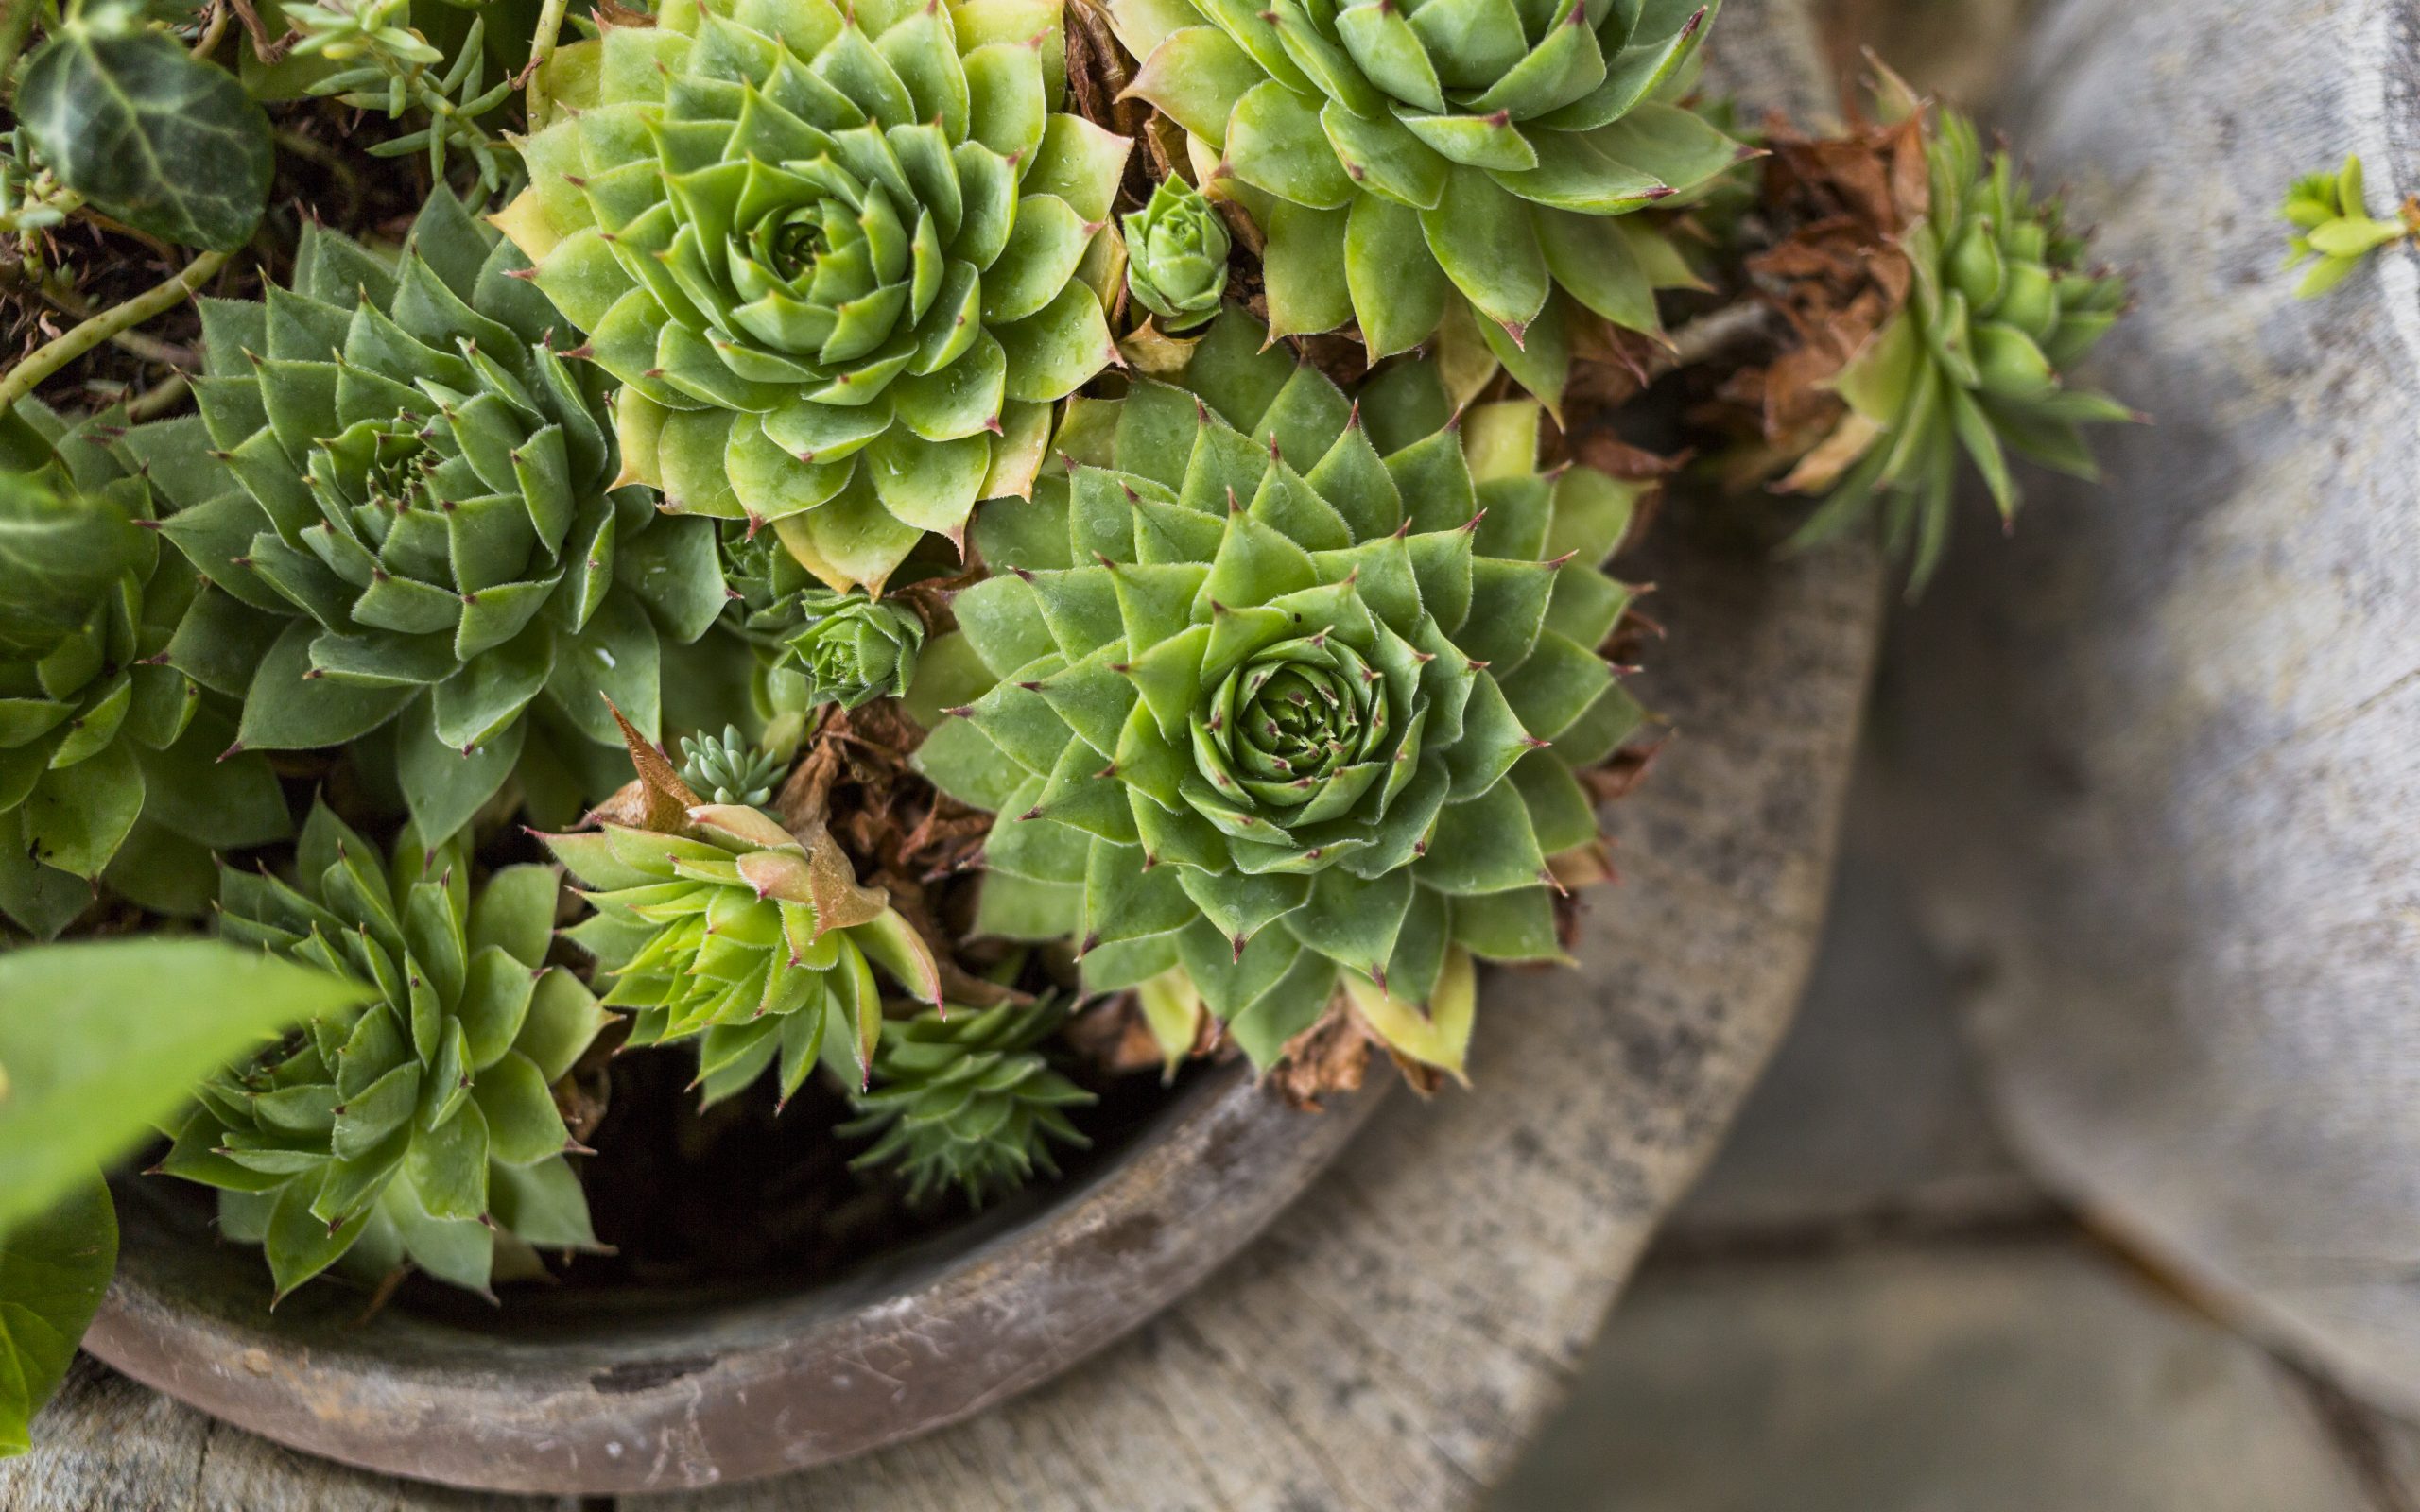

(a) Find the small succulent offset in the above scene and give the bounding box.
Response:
[767,587,926,711]
[1786,95,2132,593]
[2280,155,2416,299]
[161,803,613,1299]
[916,312,1647,1077]
[841,998,1095,1205]
[678,724,786,806]
[546,791,942,1107]
[0,404,288,937]
[285,0,515,192]
[496,0,1134,595]
[1108,0,1738,406]
[129,191,729,840]
[1122,177,1231,331]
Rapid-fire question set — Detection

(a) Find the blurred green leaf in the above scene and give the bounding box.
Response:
[0,1175,113,1459]
[0,939,371,1236]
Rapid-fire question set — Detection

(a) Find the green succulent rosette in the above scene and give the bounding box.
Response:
[495,0,1135,595]
[841,997,1094,1205]
[0,403,289,937]
[127,191,730,839]
[1789,94,2132,593]
[1108,0,1738,408]
[546,799,942,1105]
[764,587,925,711]
[914,312,1648,1075]
[718,526,824,753]
[1122,177,1231,331]
[157,802,614,1299]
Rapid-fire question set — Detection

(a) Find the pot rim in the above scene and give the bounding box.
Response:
[85,1059,1382,1495]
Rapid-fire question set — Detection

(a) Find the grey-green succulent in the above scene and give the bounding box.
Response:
[1108,0,1740,408]
[913,311,1648,1077]
[678,723,786,805]
[0,402,287,937]
[158,801,614,1299]
[1122,177,1231,331]
[127,191,730,839]
[1788,93,2132,593]
[495,0,1134,595]
[840,997,1094,1205]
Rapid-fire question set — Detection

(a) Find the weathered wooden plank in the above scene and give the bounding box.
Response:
[1878,0,2420,1423]
[0,3,1879,1502]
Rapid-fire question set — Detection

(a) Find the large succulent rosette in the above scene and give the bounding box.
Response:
[496,0,1133,594]
[160,802,613,1299]
[1107,0,1739,407]
[0,403,288,936]
[128,192,728,838]
[914,313,1648,1074]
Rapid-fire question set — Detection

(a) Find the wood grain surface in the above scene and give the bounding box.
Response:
[0,5,1885,1503]
[1873,0,2420,1424]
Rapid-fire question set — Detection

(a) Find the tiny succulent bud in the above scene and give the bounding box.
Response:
[2280,154,2418,299]
[1122,178,1231,332]
[676,724,786,807]
[766,588,926,713]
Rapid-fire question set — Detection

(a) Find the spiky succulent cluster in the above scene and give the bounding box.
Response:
[1108,0,1738,405]
[915,312,1646,1074]
[546,800,942,1105]
[841,997,1094,1205]
[1790,97,2131,592]
[1122,178,1230,331]
[128,192,729,838]
[497,0,1133,594]
[2280,154,2415,299]
[160,803,612,1298]
[678,724,786,805]
[0,403,290,937]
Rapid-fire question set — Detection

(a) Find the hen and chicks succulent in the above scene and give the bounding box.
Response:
[1782,86,2132,591]
[917,311,1646,1077]
[0,0,2140,1309]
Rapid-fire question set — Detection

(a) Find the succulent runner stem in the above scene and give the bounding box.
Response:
[0,248,226,412]
[520,0,572,120]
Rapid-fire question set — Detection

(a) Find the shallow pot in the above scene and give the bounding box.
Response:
[83,1060,1380,1495]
